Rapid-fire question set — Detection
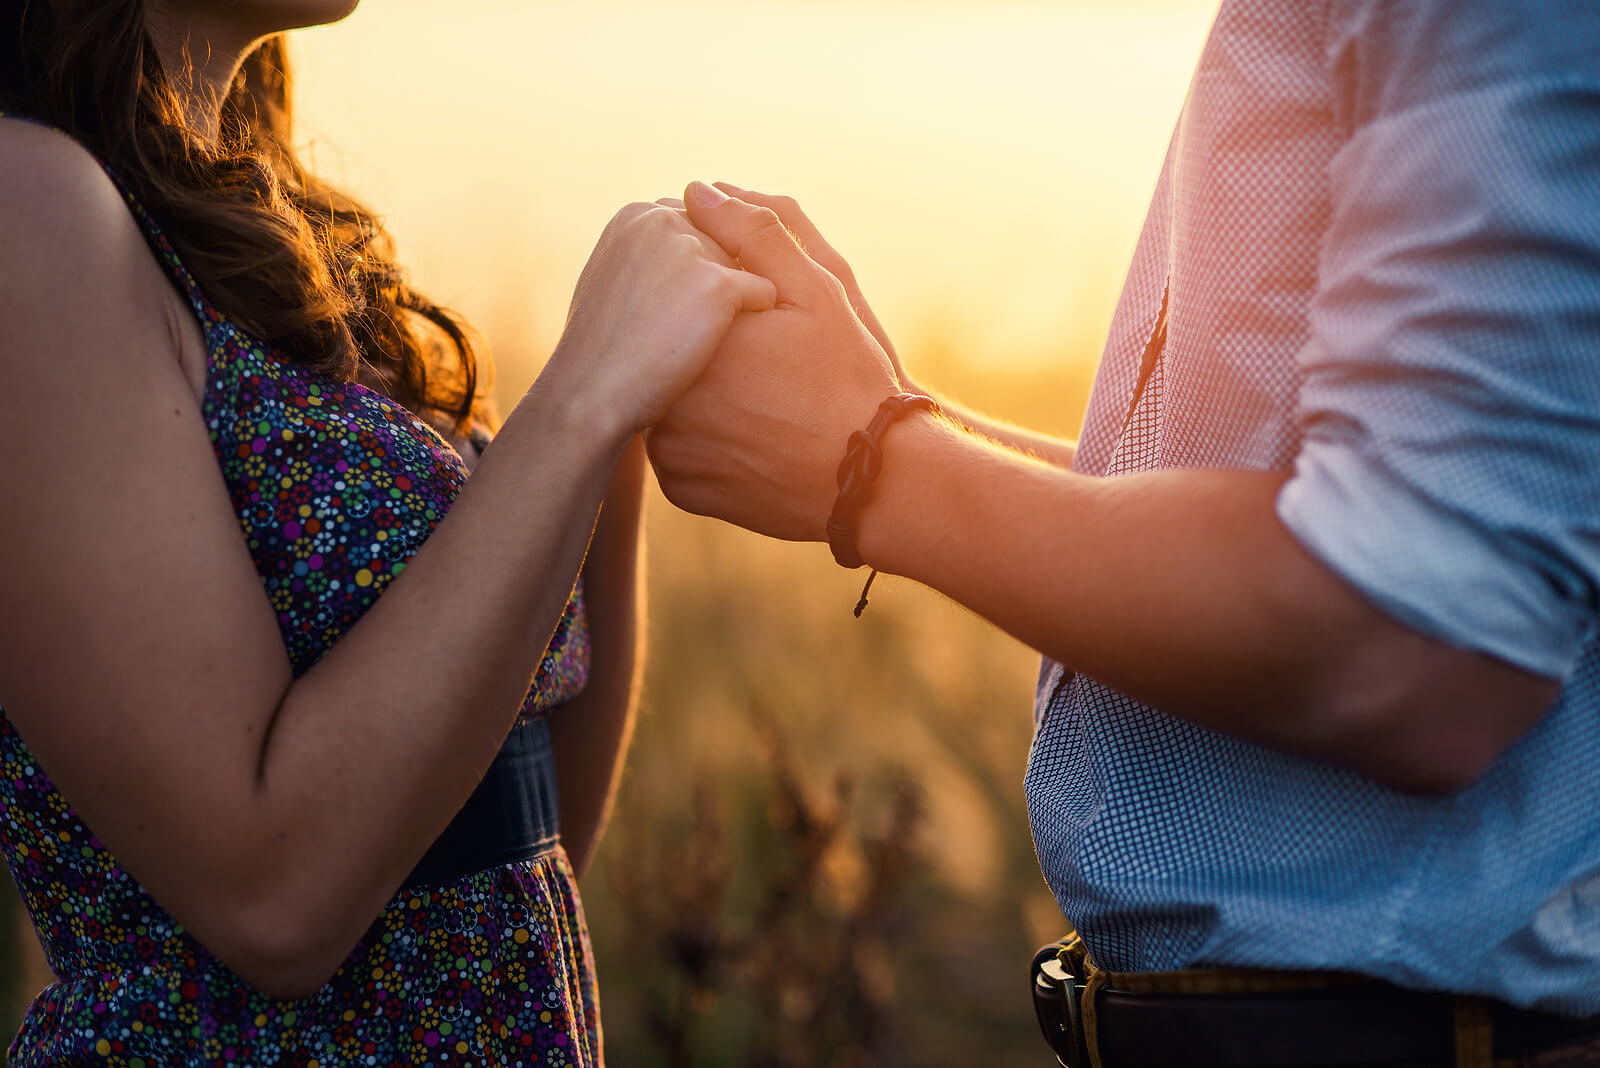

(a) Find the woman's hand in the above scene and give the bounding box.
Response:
[648,182,902,543]
[545,201,777,437]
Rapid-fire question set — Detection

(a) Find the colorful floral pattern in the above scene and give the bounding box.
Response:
[0,143,600,1066]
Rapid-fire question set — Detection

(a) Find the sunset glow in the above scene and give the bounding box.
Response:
[292,0,1221,407]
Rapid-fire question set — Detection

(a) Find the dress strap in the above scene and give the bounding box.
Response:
[105,181,215,328]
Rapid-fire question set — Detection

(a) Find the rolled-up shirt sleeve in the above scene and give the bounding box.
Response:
[1275,5,1600,678]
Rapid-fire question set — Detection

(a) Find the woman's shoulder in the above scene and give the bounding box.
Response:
[0,117,133,257]
[0,116,193,381]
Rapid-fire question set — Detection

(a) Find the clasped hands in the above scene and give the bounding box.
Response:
[615,181,917,547]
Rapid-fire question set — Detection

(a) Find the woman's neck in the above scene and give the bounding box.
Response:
[143,3,257,145]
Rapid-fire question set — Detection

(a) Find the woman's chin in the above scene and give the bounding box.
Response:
[268,0,362,32]
[203,0,362,37]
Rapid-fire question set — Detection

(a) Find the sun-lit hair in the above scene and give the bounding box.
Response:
[0,0,481,429]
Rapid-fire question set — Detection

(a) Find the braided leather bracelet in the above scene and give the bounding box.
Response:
[826,392,941,617]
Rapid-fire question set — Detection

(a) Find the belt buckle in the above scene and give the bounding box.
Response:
[1032,940,1088,1067]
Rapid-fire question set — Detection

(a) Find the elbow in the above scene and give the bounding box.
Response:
[237,965,336,1004]
[1297,636,1561,796]
[233,950,343,1003]
[1347,725,1507,796]
[222,908,349,1000]
[200,882,358,1000]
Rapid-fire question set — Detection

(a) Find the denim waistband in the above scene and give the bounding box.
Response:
[403,717,561,891]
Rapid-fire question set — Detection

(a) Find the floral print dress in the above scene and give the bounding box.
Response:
[0,128,603,1067]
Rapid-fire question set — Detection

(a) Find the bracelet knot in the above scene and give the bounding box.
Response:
[826,392,940,616]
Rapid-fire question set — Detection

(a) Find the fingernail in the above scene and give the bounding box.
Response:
[688,181,728,208]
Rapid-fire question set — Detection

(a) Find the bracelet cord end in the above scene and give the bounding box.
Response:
[853,570,878,618]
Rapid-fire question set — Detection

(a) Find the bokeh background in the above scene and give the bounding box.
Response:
[2,0,1220,1063]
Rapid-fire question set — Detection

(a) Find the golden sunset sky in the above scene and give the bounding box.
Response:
[291,0,1220,404]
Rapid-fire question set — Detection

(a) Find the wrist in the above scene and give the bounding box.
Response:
[850,410,960,578]
[524,348,639,451]
[824,393,942,569]
[496,364,635,487]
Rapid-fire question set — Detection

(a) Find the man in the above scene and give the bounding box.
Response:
[647,0,1600,1064]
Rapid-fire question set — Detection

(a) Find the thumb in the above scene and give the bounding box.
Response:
[685,181,823,301]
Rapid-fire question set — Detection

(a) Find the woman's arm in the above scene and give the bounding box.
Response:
[0,123,773,998]
[547,435,646,879]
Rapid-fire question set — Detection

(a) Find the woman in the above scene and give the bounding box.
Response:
[0,0,773,1063]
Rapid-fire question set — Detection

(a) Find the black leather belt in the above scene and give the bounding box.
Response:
[1032,939,1600,1067]
[403,717,562,891]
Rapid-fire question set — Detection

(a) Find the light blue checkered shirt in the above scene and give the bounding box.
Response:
[1028,0,1600,1015]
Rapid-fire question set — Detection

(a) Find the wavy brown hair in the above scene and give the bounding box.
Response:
[0,0,480,429]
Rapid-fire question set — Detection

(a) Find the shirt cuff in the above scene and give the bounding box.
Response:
[1276,443,1587,680]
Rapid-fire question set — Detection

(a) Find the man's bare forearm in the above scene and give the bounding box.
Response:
[924,392,1076,468]
[855,415,1556,792]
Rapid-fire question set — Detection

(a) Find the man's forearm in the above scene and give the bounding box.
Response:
[855,415,1557,792]
[926,391,1076,468]
[657,183,1559,794]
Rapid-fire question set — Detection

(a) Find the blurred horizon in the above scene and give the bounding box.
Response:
[291,0,1220,407]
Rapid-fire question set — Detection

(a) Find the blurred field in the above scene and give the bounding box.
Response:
[583,343,1093,1066]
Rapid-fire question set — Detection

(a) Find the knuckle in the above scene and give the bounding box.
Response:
[691,258,728,289]
[748,205,786,234]
[676,230,709,257]
[638,203,683,231]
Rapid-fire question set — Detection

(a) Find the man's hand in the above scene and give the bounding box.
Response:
[699,184,1078,469]
[647,181,901,543]
[706,182,914,390]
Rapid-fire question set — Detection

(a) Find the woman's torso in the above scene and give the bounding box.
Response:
[0,118,602,1066]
